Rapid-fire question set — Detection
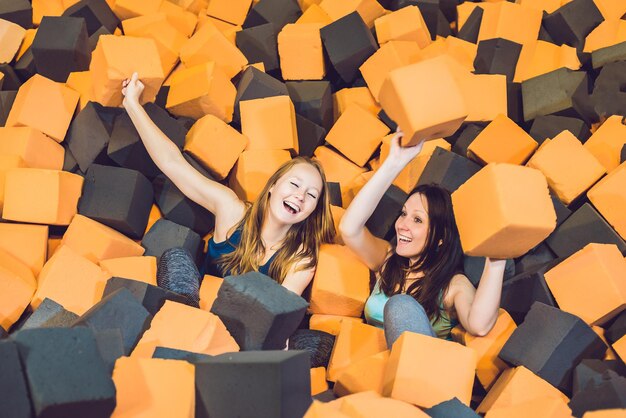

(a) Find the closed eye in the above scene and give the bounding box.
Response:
[290,182,299,188]
[307,192,317,199]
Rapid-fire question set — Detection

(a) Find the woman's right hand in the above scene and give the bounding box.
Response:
[122,72,144,109]
[386,128,426,168]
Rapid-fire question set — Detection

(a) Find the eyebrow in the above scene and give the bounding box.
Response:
[402,205,427,215]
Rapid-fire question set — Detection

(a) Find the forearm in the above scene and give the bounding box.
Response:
[465,259,506,335]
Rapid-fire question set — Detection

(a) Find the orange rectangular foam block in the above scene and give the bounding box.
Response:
[99,256,157,286]
[334,350,389,396]
[467,114,538,165]
[0,127,65,170]
[340,395,430,418]
[330,205,345,244]
[451,308,516,391]
[484,397,572,418]
[452,163,556,258]
[0,223,48,277]
[515,40,580,82]
[477,1,543,49]
[199,274,223,312]
[297,4,332,25]
[588,162,626,240]
[584,19,626,53]
[340,171,372,209]
[333,87,380,120]
[313,146,367,189]
[65,70,96,111]
[183,114,247,179]
[166,62,237,122]
[476,366,569,414]
[309,314,363,336]
[205,0,252,26]
[325,104,389,167]
[278,23,325,80]
[111,357,195,418]
[545,243,626,326]
[515,0,564,14]
[584,115,626,173]
[240,96,298,153]
[169,0,208,14]
[200,16,241,45]
[319,0,386,28]
[304,400,352,418]
[33,245,111,315]
[228,149,291,202]
[374,5,431,48]
[113,0,163,20]
[90,35,165,106]
[593,0,626,19]
[62,214,146,263]
[378,56,468,146]
[144,204,163,237]
[383,332,477,408]
[614,334,626,364]
[0,155,25,216]
[311,367,329,396]
[3,168,83,226]
[309,244,371,317]
[327,320,386,382]
[527,130,606,205]
[6,74,79,142]
[360,41,421,102]
[132,300,239,357]
[0,249,37,330]
[31,0,64,26]
[461,73,508,123]
[0,18,26,64]
[159,0,198,37]
[180,21,247,78]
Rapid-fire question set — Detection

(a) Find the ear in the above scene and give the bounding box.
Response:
[438,239,443,246]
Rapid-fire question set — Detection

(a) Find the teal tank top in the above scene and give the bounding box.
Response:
[364,281,458,340]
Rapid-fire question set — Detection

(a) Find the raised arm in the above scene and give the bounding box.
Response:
[339,130,425,271]
[122,73,246,240]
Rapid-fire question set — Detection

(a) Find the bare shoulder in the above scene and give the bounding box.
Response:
[443,273,474,307]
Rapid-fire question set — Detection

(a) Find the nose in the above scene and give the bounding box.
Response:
[293,189,305,201]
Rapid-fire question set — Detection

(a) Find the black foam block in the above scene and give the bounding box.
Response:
[286,81,333,131]
[141,218,204,265]
[242,0,302,30]
[288,329,335,368]
[326,181,342,207]
[452,123,484,157]
[573,359,626,395]
[365,184,407,240]
[378,108,398,131]
[546,203,626,259]
[0,340,32,418]
[605,310,626,344]
[320,12,378,84]
[621,144,626,164]
[13,327,116,418]
[65,101,111,172]
[62,143,80,173]
[73,288,152,355]
[592,40,626,70]
[152,346,213,363]
[20,298,79,330]
[88,25,112,51]
[62,0,119,36]
[543,0,604,50]
[0,0,32,29]
[233,66,288,125]
[474,38,522,82]
[551,193,572,226]
[568,374,626,418]
[0,326,7,339]
[500,259,561,325]
[457,5,482,43]
[417,147,481,193]
[529,115,591,145]
[236,23,280,76]
[590,60,626,120]
[313,389,337,403]
[103,277,188,316]
[78,164,154,239]
[211,272,309,350]
[31,16,91,82]
[13,48,36,82]
[463,256,515,287]
[93,328,124,374]
[499,302,607,395]
[195,350,311,418]
[538,21,556,43]
[0,90,17,126]
[424,397,480,418]
[0,65,22,90]
[295,114,326,158]
[513,242,557,275]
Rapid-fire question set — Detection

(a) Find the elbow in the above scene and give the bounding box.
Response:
[466,319,496,338]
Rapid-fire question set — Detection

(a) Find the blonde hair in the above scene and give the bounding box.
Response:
[218,157,336,283]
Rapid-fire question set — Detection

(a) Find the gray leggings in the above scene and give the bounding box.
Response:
[156,247,201,308]
[383,294,436,349]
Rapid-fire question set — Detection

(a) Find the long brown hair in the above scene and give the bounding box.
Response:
[379,184,464,322]
[218,157,336,283]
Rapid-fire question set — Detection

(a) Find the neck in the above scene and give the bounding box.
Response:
[261,211,291,250]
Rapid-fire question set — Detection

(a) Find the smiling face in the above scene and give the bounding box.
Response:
[267,163,324,225]
[395,193,431,260]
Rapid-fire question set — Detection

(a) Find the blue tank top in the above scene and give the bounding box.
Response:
[200,229,278,277]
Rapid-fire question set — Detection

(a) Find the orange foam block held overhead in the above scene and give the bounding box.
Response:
[0,249,37,331]
[587,161,626,240]
[240,96,298,153]
[277,23,325,81]
[452,163,556,258]
[373,5,431,48]
[0,127,64,170]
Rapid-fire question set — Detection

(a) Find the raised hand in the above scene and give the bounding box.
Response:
[386,128,426,168]
[121,72,144,108]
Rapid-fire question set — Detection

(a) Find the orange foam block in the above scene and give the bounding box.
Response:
[144,204,163,236]
[159,0,198,37]
[325,104,389,167]
[313,146,367,189]
[0,18,26,64]
[90,35,165,106]
[379,56,468,146]
[132,300,239,357]
[614,334,626,364]
[334,350,389,396]
[199,16,241,45]
[583,19,626,53]
[340,395,429,418]
[461,73,507,123]
[545,243,626,326]
[527,130,606,205]
[205,0,252,25]
[240,96,298,152]
[484,397,572,418]
[374,5,431,48]
[451,308,517,391]
[61,214,146,263]
[452,163,556,258]
[330,205,345,244]
[309,244,370,317]
[0,249,37,330]
[588,162,626,240]
[297,4,332,25]
[99,256,157,285]
[593,0,626,19]
[309,314,363,336]
[477,1,543,50]
[320,0,385,28]
[113,0,162,20]
[383,332,477,408]
[333,86,380,120]
[0,127,64,170]
[32,245,111,315]
[2,168,83,225]
[311,367,328,396]
[228,149,291,202]
[0,156,26,213]
[199,274,223,312]
[179,21,247,78]
[411,36,478,73]
[514,0,565,14]
[515,40,580,83]
[169,0,208,15]
[111,357,195,418]
[476,366,568,414]
[0,223,48,277]
[183,114,247,179]
[584,115,626,173]
[31,0,64,26]
[278,23,325,80]
[5,74,79,142]
[16,28,36,61]
[65,70,96,111]
[166,62,237,122]
[340,171,372,209]
[467,114,538,165]
[327,320,386,382]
